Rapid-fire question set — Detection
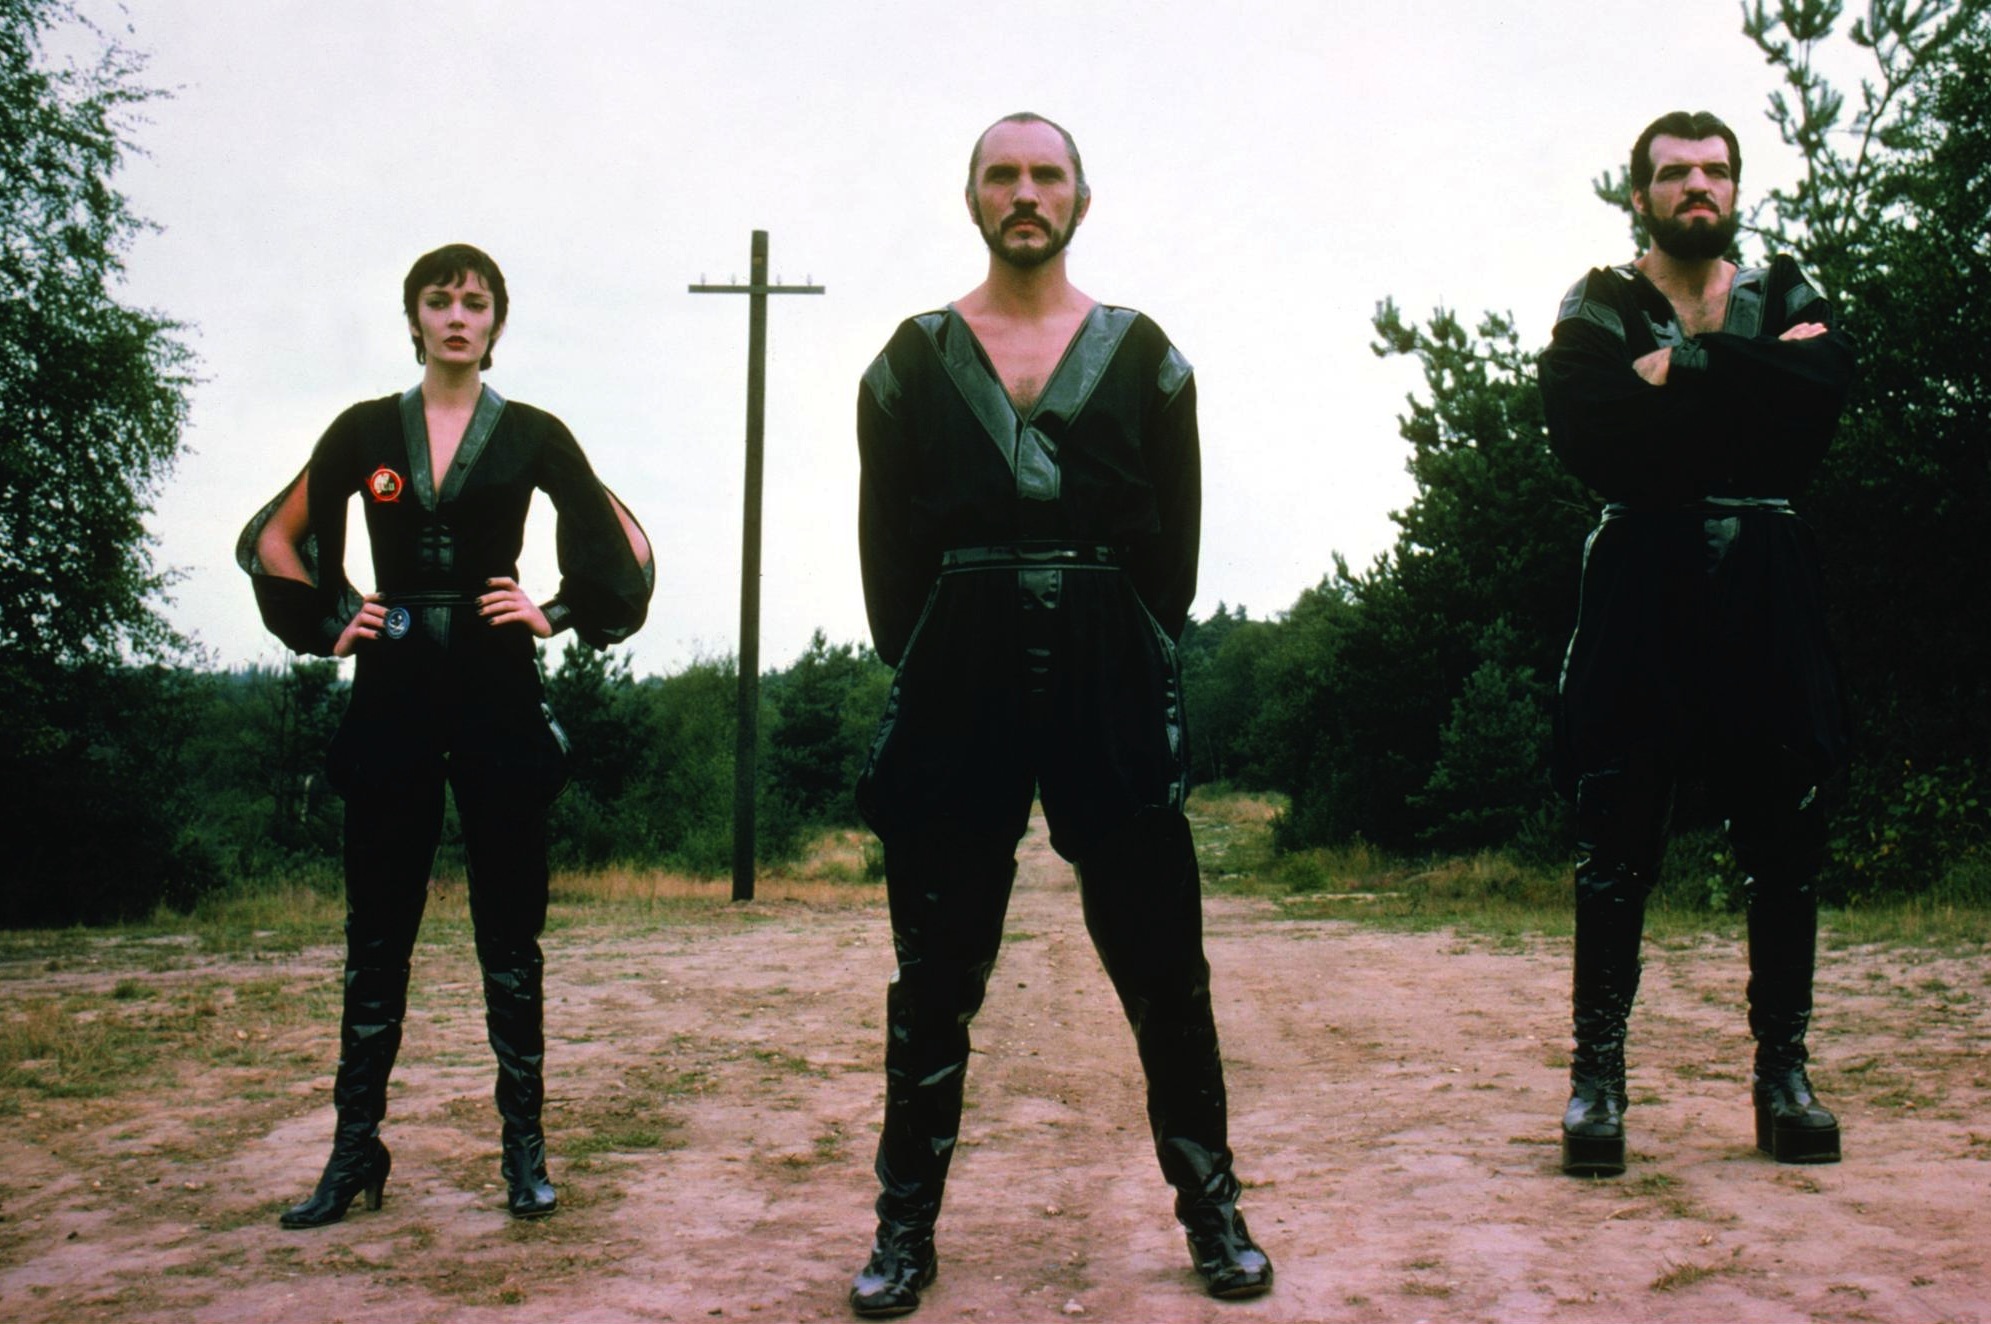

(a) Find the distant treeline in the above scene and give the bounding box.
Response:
[4,0,1984,926]
[1177,2,1991,905]
[2,634,893,927]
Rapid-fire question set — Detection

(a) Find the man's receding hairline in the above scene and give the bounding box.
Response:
[967,112,1089,201]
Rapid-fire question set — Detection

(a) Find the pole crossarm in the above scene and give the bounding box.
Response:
[688,282,826,295]
[689,230,825,904]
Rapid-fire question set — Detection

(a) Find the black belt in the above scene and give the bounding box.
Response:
[1601,497,1792,521]
[380,591,480,642]
[940,543,1120,573]
[383,590,481,608]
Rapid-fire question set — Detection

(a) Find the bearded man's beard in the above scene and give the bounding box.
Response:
[1646,206,1741,261]
[977,204,1080,269]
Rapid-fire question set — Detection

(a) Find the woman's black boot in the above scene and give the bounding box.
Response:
[1748,886,1841,1163]
[485,960,558,1218]
[280,1129,392,1228]
[281,961,407,1227]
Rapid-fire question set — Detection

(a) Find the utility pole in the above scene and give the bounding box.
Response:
[690,231,824,901]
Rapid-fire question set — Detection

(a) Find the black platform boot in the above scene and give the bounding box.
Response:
[485,960,558,1218]
[1562,871,1646,1177]
[281,961,407,1227]
[1748,887,1841,1164]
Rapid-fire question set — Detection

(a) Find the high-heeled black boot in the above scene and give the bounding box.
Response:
[1561,867,1646,1176]
[280,1125,391,1228]
[1747,886,1841,1163]
[281,961,408,1227]
[485,960,558,1218]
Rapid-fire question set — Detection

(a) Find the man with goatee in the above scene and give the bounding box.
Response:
[845,111,1272,1316]
[1541,111,1856,1178]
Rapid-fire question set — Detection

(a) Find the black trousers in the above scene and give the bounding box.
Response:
[1570,736,1831,1078]
[871,807,1234,1229]
[332,646,563,975]
[325,644,566,1129]
[1572,735,1829,909]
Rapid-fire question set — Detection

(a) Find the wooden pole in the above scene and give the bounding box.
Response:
[690,233,824,901]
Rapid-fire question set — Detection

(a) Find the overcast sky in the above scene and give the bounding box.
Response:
[75,0,1833,678]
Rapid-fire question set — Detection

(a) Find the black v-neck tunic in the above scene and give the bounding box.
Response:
[238,386,652,660]
[854,305,1200,859]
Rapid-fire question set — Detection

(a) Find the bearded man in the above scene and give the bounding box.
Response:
[845,111,1272,1315]
[1540,111,1857,1177]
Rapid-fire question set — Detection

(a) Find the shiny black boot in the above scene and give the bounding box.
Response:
[1754,1064,1840,1162]
[1078,811,1271,1298]
[1561,1067,1628,1176]
[850,1220,938,1318]
[281,961,408,1227]
[485,960,558,1218]
[851,830,1014,1317]
[280,1126,391,1228]
[1177,1167,1274,1299]
[1561,868,1646,1177]
[1748,887,1841,1163]
[850,979,962,1318]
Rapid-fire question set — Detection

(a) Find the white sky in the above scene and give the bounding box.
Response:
[81,0,1826,678]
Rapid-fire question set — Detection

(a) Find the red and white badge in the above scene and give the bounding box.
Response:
[367,466,404,503]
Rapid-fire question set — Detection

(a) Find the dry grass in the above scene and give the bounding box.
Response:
[547,828,887,911]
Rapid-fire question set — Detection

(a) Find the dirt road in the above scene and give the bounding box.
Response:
[2,814,1986,1323]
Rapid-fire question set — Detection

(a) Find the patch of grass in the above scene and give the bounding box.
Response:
[1189,786,1282,886]
[1400,1281,1453,1298]
[1823,899,1991,954]
[568,1125,673,1155]
[1672,1061,1743,1083]
[0,997,157,1097]
[1623,1172,1702,1219]
[556,1060,697,1157]
[1650,1252,1741,1293]
[1185,791,1991,948]
[749,1046,826,1078]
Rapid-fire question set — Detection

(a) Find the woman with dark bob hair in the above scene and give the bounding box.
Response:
[238,243,653,1226]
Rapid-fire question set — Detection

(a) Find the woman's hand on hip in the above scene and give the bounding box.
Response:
[333,594,387,657]
[480,577,553,637]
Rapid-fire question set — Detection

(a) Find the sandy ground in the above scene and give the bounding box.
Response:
[1,812,1987,1324]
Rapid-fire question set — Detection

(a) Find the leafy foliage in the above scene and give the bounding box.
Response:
[0,0,194,668]
[1207,0,1988,899]
[1,0,205,922]
[1740,0,1991,895]
[1233,308,1591,853]
[541,635,890,876]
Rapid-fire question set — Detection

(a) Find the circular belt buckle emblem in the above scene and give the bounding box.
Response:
[383,606,412,640]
